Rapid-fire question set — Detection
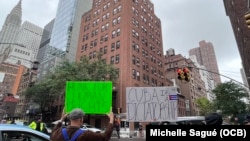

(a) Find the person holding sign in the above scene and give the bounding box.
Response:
[50,108,114,141]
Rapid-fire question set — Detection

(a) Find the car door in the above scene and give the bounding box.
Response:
[1,130,49,141]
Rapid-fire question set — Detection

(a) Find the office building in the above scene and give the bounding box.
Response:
[15,21,43,60]
[0,0,22,62]
[48,0,92,62]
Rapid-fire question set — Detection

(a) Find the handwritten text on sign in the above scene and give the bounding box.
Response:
[126,87,178,122]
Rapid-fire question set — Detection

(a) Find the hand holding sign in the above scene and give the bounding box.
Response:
[107,107,114,124]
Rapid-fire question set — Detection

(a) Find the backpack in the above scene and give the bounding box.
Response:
[62,128,85,141]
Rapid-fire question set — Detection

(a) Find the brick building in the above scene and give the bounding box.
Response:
[77,0,172,128]
[164,53,206,116]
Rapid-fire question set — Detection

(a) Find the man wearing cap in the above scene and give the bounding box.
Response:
[50,108,114,141]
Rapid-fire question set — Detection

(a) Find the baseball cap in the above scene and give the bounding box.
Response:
[68,108,85,120]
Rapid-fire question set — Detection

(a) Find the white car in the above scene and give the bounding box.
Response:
[0,124,50,141]
[81,124,103,133]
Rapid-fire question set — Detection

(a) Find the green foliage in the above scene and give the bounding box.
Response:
[212,81,249,116]
[194,97,214,116]
[46,55,119,93]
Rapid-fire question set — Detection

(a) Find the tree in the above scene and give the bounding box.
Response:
[212,81,249,116]
[24,80,57,121]
[194,97,214,116]
[46,55,119,94]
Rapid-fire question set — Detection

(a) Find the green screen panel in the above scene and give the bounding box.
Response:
[65,81,112,114]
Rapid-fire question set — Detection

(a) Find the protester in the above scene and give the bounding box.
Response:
[205,113,223,125]
[29,118,48,134]
[50,108,114,141]
[138,123,143,137]
[114,117,120,138]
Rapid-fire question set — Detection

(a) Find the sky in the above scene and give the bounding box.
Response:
[0,0,244,84]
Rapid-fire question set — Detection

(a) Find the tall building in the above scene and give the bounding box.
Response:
[37,19,55,63]
[223,0,250,86]
[190,55,216,101]
[4,21,43,69]
[15,21,43,60]
[77,0,167,127]
[189,40,221,85]
[48,0,92,62]
[0,0,22,62]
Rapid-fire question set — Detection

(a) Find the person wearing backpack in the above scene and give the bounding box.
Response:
[50,108,114,141]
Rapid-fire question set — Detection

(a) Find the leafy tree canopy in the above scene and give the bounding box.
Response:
[212,81,249,116]
[194,97,214,116]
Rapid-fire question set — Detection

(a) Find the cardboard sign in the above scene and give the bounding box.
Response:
[126,87,178,122]
[65,81,112,114]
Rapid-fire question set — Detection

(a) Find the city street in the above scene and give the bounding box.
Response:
[110,137,145,141]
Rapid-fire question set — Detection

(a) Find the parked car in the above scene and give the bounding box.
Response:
[0,124,50,141]
[81,123,103,133]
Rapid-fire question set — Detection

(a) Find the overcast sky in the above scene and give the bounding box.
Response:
[0,0,244,84]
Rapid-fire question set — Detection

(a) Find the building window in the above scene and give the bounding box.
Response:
[118,5,122,12]
[116,40,120,49]
[111,43,115,51]
[105,23,109,30]
[110,56,115,64]
[132,69,136,79]
[101,25,105,32]
[113,8,117,15]
[117,16,121,24]
[136,71,140,81]
[99,47,103,53]
[136,58,140,66]
[132,55,136,65]
[112,30,116,38]
[117,28,121,36]
[104,46,108,54]
[112,19,117,26]
[115,54,120,63]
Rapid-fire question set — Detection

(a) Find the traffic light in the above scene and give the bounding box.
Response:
[177,69,183,80]
[183,68,190,82]
[244,12,250,29]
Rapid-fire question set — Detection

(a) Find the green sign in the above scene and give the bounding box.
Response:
[65,81,112,114]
